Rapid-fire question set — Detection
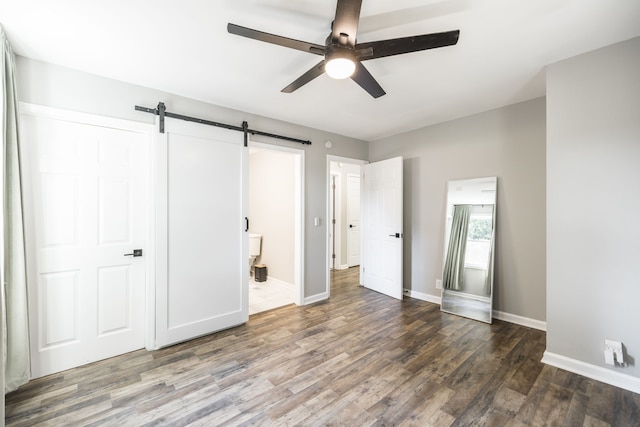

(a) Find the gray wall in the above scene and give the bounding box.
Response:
[16,57,368,300]
[369,98,546,321]
[249,148,295,284]
[547,37,640,377]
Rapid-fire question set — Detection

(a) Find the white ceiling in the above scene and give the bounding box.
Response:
[1,0,639,141]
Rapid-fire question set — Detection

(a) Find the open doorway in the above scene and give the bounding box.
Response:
[327,156,367,296]
[249,143,304,314]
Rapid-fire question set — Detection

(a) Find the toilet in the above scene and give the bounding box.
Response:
[248,233,262,275]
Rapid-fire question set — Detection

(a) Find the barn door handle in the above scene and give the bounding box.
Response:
[124,249,143,257]
[245,217,249,232]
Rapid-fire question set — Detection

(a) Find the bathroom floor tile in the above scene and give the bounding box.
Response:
[249,278,294,315]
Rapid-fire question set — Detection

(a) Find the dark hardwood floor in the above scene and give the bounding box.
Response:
[6,268,640,426]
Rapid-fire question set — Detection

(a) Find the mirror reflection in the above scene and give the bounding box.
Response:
[441,177,497,323]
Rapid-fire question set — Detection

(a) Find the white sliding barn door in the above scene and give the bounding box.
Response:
[361,157,403,300]
[21,106,149,378]
[155,117,248,348]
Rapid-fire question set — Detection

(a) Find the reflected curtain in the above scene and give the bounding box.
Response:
[484,245,493,295]
[483,206,494,296]
[443,205,470,291]
[2,25,31,393]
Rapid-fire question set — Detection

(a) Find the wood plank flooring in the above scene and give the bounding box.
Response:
[6,268,640,426]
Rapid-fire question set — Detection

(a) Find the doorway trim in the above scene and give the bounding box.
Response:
[346,172,361,268]
[329,172,342,270]
[326,155,367,298]
[249,141,305,306]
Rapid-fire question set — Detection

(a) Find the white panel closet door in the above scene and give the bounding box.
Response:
[361,156,403,300]
[155,117,248,348]
[21,107,149,378]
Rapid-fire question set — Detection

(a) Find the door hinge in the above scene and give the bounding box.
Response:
[332,254,335,259]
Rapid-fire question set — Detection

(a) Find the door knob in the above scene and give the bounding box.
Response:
[124,249,143,257]
[388,233,401,238]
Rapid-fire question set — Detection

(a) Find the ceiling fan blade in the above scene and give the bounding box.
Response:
[350,62,386,98]
[356,30,460,61]
[228,23,326,55]
[332,0,362,47]
[281,60,326,93]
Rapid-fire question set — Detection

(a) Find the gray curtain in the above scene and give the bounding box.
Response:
[483,208,494,296]
[484,245,493,296]
[2,24,31,393]
[443,205,470,291]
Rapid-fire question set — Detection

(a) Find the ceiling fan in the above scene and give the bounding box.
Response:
[227,0,460,98]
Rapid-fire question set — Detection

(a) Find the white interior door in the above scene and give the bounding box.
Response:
[155,117,248,348]
[347,173,361,267]
[361,157,403,300]
[21,106,149,378]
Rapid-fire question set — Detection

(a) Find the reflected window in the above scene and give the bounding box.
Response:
[464,214,492,269]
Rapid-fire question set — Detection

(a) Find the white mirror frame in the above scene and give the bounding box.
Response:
[440,176,497,323]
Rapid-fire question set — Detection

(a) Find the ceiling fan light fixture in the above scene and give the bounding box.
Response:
[325,47,356,79]
[326,58,355,79]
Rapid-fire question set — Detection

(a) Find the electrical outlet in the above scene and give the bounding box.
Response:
[605,339,624,365]
[435,279,442,289]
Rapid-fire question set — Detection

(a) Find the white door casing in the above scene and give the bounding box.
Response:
[326,156,367,297]
[21,105,150,378]
[155,117,248,348]
[329,172,340,270]
[248,141,305,306]
[361,156,403,300]
[347,173,361,267]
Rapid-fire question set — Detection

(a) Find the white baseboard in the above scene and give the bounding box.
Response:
[304,292,329,305]
[493,310,546,331]
[403,289,546,331]
[404,289,441,305]
[542,351,640,394]
[266,277,294,289]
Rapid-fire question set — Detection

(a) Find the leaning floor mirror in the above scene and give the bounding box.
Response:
[440,177,497,323]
